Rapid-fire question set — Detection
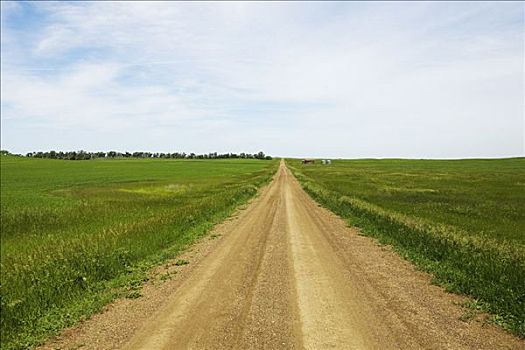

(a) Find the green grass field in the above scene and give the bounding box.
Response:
[0,155,278,349]
[287,158,525,337]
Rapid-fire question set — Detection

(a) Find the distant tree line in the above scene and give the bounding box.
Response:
[23,150,272,160]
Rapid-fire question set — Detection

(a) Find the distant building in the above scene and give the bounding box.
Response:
[302,159,315,164]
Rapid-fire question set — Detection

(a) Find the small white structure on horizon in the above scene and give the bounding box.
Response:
[321,159,332,165]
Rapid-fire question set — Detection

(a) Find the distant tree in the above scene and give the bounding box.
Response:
[76,150,87,160]
[22,149,273,160]
[66,151,77,160]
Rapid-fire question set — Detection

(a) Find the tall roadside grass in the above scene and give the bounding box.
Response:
[287,159,524,337]
[1,156,278,349]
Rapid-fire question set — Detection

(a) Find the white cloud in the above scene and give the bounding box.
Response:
[1,2,523,157]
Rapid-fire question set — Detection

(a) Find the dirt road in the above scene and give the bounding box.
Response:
[41,161,524,350]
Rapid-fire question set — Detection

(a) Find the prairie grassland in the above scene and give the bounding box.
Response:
[0,156,278,349]
[287,158,525,337]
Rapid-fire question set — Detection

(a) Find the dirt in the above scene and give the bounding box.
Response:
[39,161,524,350]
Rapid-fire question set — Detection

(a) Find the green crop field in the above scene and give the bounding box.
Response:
[0,155,278,349]
[287,158,525,337]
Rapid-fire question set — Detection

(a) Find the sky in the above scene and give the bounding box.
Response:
[1,1,523,158]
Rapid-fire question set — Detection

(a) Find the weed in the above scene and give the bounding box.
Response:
[126,291,142,299]
[159,273,172,281]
